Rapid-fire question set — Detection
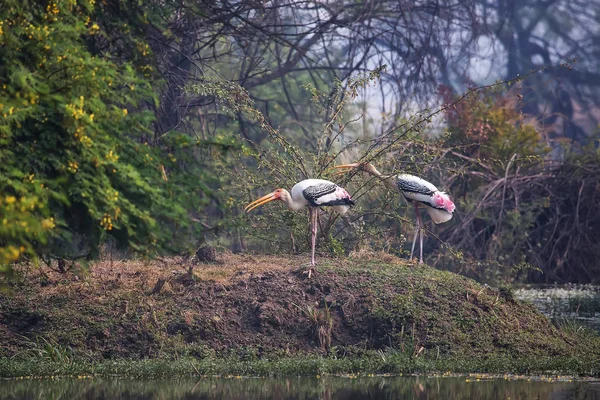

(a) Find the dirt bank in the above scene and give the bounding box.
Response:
[1,253,598,362]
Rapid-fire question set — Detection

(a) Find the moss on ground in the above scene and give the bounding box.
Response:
[0,352,599,379]
[1,253,599,377]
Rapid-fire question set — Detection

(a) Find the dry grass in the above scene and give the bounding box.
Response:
[348,248,406,265]
[14,252,323,293]
[191,252,306,283]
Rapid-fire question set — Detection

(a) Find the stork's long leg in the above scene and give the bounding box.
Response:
[410,203,420,261]
[310,208,318,269]
[418,210,424,264]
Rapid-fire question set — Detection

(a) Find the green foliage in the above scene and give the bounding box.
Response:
[0,0,201,269]
[1,352,599,380]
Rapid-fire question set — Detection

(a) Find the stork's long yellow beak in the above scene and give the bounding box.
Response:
[245,192,278,212]
[332,163,362,177]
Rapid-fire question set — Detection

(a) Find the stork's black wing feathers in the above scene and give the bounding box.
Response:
[319,196,356,207]
[302,183,336,205]
[397,179,434,196]
[302,183,355,207]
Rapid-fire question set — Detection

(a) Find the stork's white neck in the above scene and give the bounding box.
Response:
[380,174,399,191]
[280,189,306,211]
[364,165,398,191]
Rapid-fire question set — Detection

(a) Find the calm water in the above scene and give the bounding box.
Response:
[1,376,600,400]
[515,284,600,332]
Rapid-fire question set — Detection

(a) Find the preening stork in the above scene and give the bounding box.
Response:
[334,162,455,264]
[245,179,355,274]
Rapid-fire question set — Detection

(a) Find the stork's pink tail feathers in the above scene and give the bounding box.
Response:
[335,186,353,201]
[433,192,455,213]
[425,191,455,224]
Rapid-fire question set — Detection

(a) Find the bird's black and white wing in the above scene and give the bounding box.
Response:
[396,174,454,223]
[396,174,438,205]
[298,179,355,207]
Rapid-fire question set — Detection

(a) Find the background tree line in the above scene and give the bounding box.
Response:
[1,0,599,283]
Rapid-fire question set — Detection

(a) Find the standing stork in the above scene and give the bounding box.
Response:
[245,179,355,275]
[333,162,455,264]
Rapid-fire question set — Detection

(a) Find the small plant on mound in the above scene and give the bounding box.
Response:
[297,302,333,351]
[13,336,75,365]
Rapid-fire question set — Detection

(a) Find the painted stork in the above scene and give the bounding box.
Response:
[245,179,355,275]
[333,162,455,264]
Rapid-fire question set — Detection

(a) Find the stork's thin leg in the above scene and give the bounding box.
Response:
[418,210,424,264]
[410,203,420,261]
[309,208,318,277]
[310,209,316,266]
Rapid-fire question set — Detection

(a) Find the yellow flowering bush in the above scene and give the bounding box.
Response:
[0,0,201,271]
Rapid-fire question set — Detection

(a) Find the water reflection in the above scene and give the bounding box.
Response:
[1,376,599,400]
[515,285,600,332]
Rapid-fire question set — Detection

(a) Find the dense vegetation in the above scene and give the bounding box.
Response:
[0,0,203,268]
[1,0,599,284]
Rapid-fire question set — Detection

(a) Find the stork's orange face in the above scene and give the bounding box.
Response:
[244,189,283,212]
